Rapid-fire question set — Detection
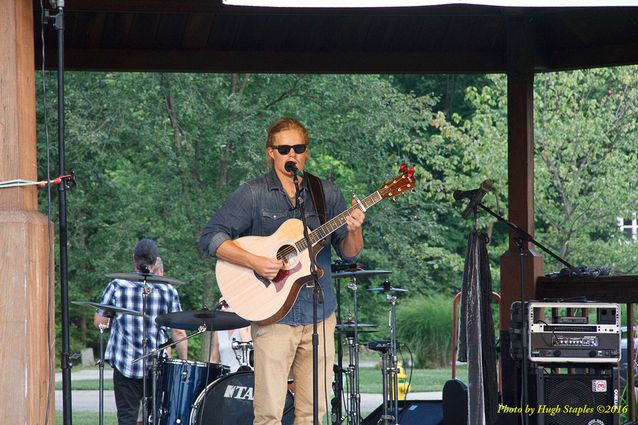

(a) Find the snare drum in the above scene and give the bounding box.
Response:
[189,370,294,425]
[157,359,229,425]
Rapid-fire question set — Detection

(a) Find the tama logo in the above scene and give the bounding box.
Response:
[224,385,254,400]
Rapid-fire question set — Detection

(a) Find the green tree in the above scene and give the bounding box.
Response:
[435,66,638,278]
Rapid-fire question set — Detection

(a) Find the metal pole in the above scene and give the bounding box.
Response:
[51,4,73,424]
[348,278,361,425]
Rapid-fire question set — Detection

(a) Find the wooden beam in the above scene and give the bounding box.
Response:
[0,0,53,424]
[36,47,507,73]
[499,15,544,414]
[544,41,638,71]
[53,0,506,16]
[500,15,544,330]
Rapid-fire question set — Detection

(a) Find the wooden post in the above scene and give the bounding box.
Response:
[499,15,545,417]
[0,0,54,423]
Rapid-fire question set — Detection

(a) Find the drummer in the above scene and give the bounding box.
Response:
[210,297,252,372]
[94,239,188,425]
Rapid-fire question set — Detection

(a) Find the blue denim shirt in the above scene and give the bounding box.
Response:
[199,170,359,325]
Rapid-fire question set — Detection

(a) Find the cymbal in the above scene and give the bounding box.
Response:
[332,269,391,279]
[336,322,377,330]
[106,272,186,286]
[335,322,377,336]
[155,310,250,331]
[73,301,146,317]
[331,262,366,273]
[368,287,408,293]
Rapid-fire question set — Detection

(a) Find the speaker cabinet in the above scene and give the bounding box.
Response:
[362,400,442,425]
[532,365,620,425]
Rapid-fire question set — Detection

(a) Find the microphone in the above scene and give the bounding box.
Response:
[453,179,493,218]
[284,161,303,177]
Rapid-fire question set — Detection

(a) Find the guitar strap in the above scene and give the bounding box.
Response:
[305,172,326,225]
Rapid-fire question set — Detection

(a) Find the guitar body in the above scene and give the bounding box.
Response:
[216,218,323,324]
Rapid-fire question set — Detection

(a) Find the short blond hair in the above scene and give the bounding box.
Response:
[266,118,309,168]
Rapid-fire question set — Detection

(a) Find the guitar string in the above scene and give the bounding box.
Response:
[275,178,408,259]
[276,189,383,259]
[275,177,411,260]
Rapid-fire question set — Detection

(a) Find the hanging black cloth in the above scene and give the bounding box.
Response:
[457,229,499,425]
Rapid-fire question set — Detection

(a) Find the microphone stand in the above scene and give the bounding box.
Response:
[43,2,73,424]
[292,171,322,425]
[472,202,575,425]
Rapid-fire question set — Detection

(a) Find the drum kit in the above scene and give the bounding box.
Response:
[74,265,407,425]
[75,272,266,425]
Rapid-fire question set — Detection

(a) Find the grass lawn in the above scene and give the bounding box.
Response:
[57,364,468,393]
[358,364,467,393]
[55,411,118,425]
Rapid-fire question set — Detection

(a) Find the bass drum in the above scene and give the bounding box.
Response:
[190,370,294,425]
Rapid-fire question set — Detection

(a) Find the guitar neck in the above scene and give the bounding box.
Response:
[295,191,382,252]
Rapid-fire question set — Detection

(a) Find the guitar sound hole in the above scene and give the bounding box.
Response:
[277,244,298,269]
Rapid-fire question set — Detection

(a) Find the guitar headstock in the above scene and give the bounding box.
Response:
[378,164,416,200]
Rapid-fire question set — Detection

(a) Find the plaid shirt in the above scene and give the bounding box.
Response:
[97,279,182,379]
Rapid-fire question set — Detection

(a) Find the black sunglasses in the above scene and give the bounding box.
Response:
[271,144,307,155]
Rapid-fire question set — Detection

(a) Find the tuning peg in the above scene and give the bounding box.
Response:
[399,163,408,173]
[407,168,415,178]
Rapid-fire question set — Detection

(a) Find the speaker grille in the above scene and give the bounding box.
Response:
[540,374,613,425]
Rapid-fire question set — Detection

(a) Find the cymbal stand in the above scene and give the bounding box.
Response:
[380,293,400,425]
[345,277,362,425]
[332,278,345,425]
[134,325,207,364]
[141,276,153,425]
[97,317,110,425]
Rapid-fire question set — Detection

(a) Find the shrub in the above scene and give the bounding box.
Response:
[391,295,455,368]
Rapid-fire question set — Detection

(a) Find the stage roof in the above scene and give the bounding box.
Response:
[35,1,638,73]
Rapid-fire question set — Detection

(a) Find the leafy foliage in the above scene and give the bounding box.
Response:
[36,66,638,361]
[435,67,638,277]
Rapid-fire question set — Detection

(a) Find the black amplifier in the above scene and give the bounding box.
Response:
[526,302,621,363]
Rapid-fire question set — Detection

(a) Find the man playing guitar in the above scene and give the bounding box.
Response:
[199,117,365,425]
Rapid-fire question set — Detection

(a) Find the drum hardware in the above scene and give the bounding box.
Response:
[231,339,254,370]
[333,266,389,425]
[347,275,362,425]
[138,323,206,425]
[134,324,208,364]
[72,301,147,425]
[142,276,154,424]
[368,282,407,425]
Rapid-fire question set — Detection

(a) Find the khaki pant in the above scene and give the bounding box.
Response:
[252,314,336,425]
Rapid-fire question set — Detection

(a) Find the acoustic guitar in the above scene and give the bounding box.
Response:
[216,166,416,324]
